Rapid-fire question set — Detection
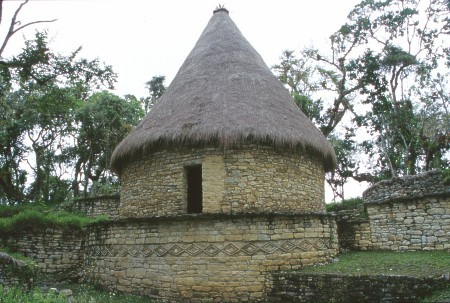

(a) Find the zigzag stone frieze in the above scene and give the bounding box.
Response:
[86,238,331,258]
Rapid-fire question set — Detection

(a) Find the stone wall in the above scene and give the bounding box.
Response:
[84,213,338,302]
[366,196,449,250]
[268,272,448,303]
[362,170,449,251]
[1,228,85,276]
[119,145,325,218]
[69,194,120,219]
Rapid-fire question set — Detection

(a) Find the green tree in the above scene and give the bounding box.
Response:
[272,50,323,126]
[0,0,56,204]
[0,0,149,204]
[273,0,449,199]
[345,0,450,177]
[144,75,166,113]
[71,91,144,196]
[0,31,116,204]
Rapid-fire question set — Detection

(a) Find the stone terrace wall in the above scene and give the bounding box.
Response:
[84,213,338,302]
[69,194,120,219]
[268,272,448,303]
[1,228,85,276]
[363,170,449,251]
[120,145,326,218]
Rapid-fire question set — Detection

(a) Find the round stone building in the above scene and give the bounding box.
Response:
[85,8,338,302]
[111,7,336,217]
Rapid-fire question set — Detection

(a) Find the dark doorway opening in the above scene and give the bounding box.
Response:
[186,164,202,213]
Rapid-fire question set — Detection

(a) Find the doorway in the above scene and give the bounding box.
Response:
[186,164,202,213]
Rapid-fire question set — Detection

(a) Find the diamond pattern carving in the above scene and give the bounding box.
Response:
[154,245,168,256]
[128,245,141,257]
[242,243,259,255]
[185,244,201,256]
[313,239,328,250]
[168,245,183,256]
[88,237,332,258]
[261,242,278,254]
[223,243,240,256]
[142,245,153,257]
[203,244,220,256]
[298,240,313,251]
[280,241,295,252]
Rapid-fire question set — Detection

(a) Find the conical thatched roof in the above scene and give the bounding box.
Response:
[111,8,336,173]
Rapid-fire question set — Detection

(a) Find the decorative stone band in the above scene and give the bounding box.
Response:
[86,238,331,258]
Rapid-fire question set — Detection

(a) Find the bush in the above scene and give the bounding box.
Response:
[326,197,364,212]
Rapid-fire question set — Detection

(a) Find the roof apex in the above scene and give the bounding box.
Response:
[213,5,229,14]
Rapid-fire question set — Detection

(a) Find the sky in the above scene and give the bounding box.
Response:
[2,0,362,97]
[1,0,368,200]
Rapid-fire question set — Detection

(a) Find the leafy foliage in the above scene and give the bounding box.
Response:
[0,30,118,204]
[144,75,166,113]
[273,0,449,200]
[0,1,152,205]
[70,91,144,196]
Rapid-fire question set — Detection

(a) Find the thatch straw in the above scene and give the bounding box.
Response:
[111,9,337,174]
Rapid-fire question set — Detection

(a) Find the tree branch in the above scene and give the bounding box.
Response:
[0,0,3,27]
[0,0,57,57]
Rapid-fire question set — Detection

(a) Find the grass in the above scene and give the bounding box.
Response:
[0,203,32,218]
[0,249,39,284]
[57,283,158,303]
[421,286,450,303]
[0,283,158,303]
[0,285,67,303]
[301,251,449,278]
[297,251,450,302]
[0,248,38,268]
[0,206,109,236]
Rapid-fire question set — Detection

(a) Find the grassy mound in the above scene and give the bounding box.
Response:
[0,205,108,236]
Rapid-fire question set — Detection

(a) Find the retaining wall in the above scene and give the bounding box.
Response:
[1,228,85,277]
[268,272,448,303]
[84,213,338,302]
